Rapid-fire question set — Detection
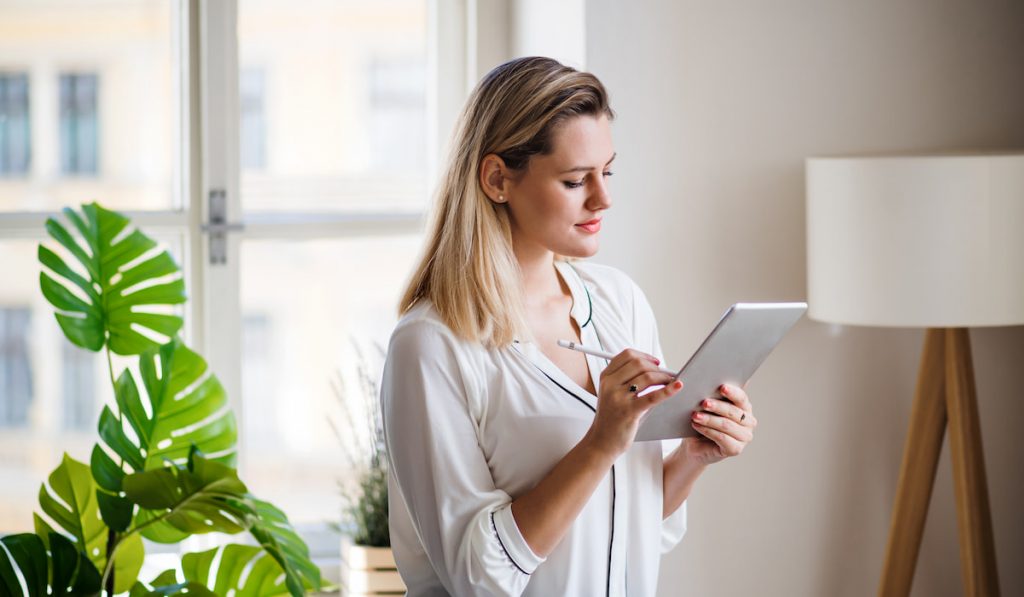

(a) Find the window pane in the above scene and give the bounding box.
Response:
[238,0,429,213]
[0,235,185,533]
[0,0,180,212]
[60,73,99,176]
[239,235,422,525]
[0,73,31,176]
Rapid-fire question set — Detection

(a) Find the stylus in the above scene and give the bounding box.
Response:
[556,339,678,376]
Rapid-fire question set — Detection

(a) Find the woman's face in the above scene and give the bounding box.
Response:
[504,114,615,260]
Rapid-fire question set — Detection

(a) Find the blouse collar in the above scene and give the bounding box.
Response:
[511,260,602,406]
[554,260,593,329]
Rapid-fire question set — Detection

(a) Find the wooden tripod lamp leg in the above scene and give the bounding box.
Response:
[944,328,1000,596]
[878,328,948,597]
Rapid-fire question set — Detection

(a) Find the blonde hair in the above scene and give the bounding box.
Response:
[399,57,614,347]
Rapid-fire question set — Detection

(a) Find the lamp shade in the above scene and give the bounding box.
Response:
[806,153,1024,328]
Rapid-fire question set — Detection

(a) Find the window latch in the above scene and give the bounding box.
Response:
[201,189,244,265]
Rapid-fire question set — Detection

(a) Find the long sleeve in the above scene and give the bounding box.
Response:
[629,280,688,553]
[381,320,545,596]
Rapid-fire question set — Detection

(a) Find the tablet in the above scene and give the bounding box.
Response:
[635,302,807,441]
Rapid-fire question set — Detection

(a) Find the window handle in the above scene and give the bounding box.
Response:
[201,189,245,265]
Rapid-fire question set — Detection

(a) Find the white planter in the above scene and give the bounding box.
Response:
[340,538,406,596]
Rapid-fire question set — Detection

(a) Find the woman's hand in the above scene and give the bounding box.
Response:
[683,383,757,466]
[585,349,684,459]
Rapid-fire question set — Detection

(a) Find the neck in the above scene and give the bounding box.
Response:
[513,239,564,307]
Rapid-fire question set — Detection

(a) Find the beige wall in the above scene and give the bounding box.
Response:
[585,1,1024,595]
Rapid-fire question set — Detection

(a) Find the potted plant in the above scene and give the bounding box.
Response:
[331,343,404,596]
[0,202,322,596]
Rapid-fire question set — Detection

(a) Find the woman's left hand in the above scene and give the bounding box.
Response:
[684,383,757,466]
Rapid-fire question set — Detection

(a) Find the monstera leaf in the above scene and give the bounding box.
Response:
[37,455,108,572]
[128,568,216,597]
[93,337,237,482]
[35,455,144,594]
[121,450,250,539]
[120,452,319,596]
[38,202,185,355]
[181,545,300,597]
[246,498,321,596]
[0,533,102,597]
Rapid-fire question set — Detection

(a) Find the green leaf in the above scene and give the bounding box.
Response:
[111,533,145,594]
[90,444,126,493]
[0,533,100,597]
[0,534,46,596]
[122,451,249,540]
[96,491,133,532]
[38,202,186,355]
[95,338,237,539]
[246,498,322,596]
[48,532,102,596]
[37,454,108,571]
[32,515,56,550]
[107,338,237,472]
[129,568,217,597]
[181,545,293,596]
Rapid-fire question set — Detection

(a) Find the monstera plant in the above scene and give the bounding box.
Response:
[0,203,321,596]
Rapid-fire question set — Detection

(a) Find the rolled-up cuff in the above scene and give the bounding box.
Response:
[490,504,545,575]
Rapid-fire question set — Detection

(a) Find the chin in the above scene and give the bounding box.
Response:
[559,241,600,259]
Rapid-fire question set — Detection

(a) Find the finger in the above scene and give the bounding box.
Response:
[691,422,745,457]
[638,379,683,409]
[719,383,752,413]
[604,356,662,389]
[604,349,660,379]
[701,397,748,425]
[691,411,753,443]
[625,370,675,393]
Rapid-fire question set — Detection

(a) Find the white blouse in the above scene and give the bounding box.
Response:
[381,260,687,597]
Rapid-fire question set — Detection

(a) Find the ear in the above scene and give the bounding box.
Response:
[479,154,510,204]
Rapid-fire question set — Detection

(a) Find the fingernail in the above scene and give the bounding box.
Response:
[702,399,710,408]
[674,380,683,389]
[720,384,730,394]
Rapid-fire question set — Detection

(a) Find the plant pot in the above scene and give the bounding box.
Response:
[340,537,406,596]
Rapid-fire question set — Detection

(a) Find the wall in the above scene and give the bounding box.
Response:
[585,1,1024,595]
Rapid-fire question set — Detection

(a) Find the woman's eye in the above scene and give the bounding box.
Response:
[563,179,585,189]
[603,170,614,178]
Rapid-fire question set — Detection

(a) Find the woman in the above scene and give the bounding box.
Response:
[381,57,757,597]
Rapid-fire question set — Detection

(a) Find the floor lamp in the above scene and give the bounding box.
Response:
[805,153,1024,597]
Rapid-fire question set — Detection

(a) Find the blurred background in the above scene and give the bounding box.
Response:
[1,0,1022,595]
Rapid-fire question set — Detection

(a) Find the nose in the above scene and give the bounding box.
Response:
[587,175,612,211]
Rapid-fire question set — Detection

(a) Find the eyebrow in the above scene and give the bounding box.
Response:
[559,153,617,174]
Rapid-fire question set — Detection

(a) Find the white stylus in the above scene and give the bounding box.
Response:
[557,339,678,376]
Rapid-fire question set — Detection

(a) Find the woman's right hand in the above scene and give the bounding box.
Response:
[585,349,684,458]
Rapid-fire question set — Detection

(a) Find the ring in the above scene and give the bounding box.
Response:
[628,384,638,393]
[740,413,747,423]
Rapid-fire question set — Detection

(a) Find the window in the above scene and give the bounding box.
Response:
[59,73,99,176]
[240,67,266,171]
[0,3,454,564]
[61,342,96,431]
[369,56,427,170]
[0,74,30,176]
[0,307,32,428]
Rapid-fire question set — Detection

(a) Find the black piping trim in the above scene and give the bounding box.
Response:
[607,465,616,597]
[591,317,616,597]
[491,511,531,576]
[565,263,594,328]
[537,369,595,413]
[533,364,614,597]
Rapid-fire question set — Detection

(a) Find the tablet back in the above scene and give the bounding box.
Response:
[635,302,806,441]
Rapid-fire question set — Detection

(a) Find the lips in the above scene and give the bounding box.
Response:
[576,218,602,233]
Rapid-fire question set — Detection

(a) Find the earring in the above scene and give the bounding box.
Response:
[498,195,505,202]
